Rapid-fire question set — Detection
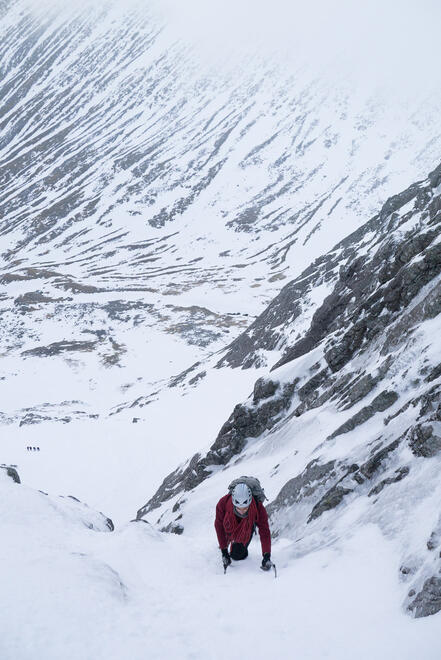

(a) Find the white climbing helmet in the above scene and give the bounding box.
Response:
[232,483,252,509]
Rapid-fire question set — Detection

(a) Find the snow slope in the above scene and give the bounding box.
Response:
[2,468,441,660]
[1,362,268,525]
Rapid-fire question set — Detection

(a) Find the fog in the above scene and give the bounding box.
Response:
[157,0,441,93]
[7,0,441,102]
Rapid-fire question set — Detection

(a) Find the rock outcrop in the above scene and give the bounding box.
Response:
[137,377,297,518]
[0,465,21,484]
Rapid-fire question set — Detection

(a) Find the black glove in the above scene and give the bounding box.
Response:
[221,548,231,569]
[261,552,273,571]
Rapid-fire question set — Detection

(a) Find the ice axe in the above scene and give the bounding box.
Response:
[260,561,277,578]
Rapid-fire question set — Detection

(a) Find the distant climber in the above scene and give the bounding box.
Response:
[215,481,273,571]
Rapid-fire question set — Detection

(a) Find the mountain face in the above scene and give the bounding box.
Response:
[138,163,441,618]
[2,0,441,640]
[2,0,441,433]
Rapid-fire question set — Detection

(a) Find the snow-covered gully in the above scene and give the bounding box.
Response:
[1,471,440,660]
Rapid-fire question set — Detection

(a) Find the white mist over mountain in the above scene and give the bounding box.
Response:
[157,0,441,92]
[17,0,441,88]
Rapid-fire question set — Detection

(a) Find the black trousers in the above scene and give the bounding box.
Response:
[230,525,256,560]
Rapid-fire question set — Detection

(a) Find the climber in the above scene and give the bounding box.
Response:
[215,482,273,571]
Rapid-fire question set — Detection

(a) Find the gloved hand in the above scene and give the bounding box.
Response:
[261,552,273,571]
[221,548,231,569]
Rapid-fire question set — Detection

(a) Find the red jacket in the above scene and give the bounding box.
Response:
[215,494,271,555]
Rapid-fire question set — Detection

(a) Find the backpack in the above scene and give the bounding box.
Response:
[228,476,267,503]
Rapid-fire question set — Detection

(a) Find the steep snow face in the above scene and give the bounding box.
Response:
[2,466,441,660]
[139,165,441,618]
[2,0,441,430]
